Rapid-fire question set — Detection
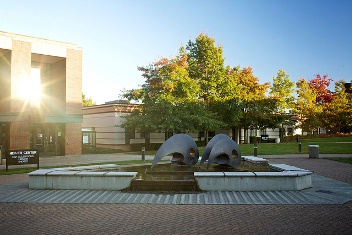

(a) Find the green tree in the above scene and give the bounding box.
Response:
[320,80,352,133]
[214,65,242,141]
[185,33,229,142]
[269,69,295,111]
[122,50,224,136]
[186,33,227,103]
[269,69,295,138]
[295,78,322,134]
[82,93,96,107]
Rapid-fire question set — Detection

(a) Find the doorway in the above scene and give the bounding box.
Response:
[0,123,9,158]
[32,123,65,156]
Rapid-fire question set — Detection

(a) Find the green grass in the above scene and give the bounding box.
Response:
[127,136,352,156]
[239,136,352,155]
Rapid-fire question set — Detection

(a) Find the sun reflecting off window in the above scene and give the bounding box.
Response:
[30,68,41,107]
[18,68,41,107]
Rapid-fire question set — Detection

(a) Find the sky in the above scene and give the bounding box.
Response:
[1,0,351,104]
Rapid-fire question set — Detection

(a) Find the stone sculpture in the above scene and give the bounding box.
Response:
[151,134,199,168]
[205,137,241,169]
[199,134,230,166]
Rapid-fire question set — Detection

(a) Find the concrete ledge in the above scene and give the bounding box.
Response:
[270,164,312,172]
[29,165,137,190]
[194,172,225,177]
[194,163,313,191]
[242,156,268,163]
[242,156,270,169]
[51,164,118,171]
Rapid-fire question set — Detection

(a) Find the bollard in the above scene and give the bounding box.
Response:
[254,143,257,157]
[298,142,302,153]
[142,147,145,161]
[308,145,319,158]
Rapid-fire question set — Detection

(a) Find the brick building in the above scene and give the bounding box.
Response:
[0,31,82,156]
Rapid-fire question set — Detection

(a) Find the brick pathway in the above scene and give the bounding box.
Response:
[0,155,351,234]
[268,158,352,184]
[0,203,351,234]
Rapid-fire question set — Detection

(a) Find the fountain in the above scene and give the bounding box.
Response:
[28,134,313,192]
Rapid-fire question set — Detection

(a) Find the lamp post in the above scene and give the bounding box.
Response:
[142,147,145,161]
[254,143,257,157]
[298,141,302,153]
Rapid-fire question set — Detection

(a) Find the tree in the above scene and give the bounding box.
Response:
[122,50,224,136]
[82,93,96,107]
[269,69,295,138]
[309,73,333,104]
[295,78,322,134]
[186,33,227,103]
[122,33,288,144]
[213,65,242,141]
[185,34,229,142]
[238,67,270,143]
[320,80,352,133]
[269,69,295,112]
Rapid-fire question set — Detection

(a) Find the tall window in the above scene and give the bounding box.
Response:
[18,67,41,107]
[30,68,41,107]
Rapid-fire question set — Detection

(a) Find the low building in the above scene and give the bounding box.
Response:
[83,101,301,149]
[82,100,212,151]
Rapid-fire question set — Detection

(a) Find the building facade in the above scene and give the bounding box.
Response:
[0,31,82,156]
[82,101,302,150]
[82,100,210,151]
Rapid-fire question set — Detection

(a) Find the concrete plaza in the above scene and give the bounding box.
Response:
[0,153,351,234]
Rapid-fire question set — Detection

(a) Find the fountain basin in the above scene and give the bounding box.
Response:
[28,157,313,191]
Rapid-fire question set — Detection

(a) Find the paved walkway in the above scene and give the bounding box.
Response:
[0,153,351,234]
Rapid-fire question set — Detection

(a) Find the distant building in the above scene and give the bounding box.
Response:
[0,31,82,156]
[82,100,210,150]
[82,101,301,150]
[82,100,140,151]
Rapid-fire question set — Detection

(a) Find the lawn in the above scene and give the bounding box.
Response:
[129,136,352,156]
[239,136,352,155]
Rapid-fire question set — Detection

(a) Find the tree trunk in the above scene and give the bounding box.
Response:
[205,129,209,145]
[244,128,249,144]
[231,127,239,143]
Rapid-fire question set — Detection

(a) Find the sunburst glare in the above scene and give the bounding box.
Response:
[18,68,41,107]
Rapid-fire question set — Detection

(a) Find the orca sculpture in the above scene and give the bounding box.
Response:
[206,137,241,169]
[151,134,199,168]
[199,134,230,166]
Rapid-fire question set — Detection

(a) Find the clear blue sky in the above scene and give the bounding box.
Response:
[1,0,351,104]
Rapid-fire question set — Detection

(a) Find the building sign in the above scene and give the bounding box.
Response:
[6,149,39,171]
[261,135,269,142]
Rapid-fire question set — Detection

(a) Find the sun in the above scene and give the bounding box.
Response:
[18,68,42,107]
